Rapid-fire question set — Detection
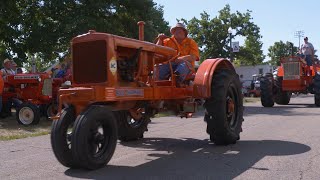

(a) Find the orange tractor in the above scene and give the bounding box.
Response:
[3,73,63,125]
[260,56,320,107]
[50,22,244,170]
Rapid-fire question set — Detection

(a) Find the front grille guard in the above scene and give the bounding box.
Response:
[283,62,301,80]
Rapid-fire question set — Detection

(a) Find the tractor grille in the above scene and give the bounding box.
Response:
[42,78,52,96]
[73,40,107,84]
[283,62,300,80]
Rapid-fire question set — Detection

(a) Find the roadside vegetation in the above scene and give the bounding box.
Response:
[0,117,51,141]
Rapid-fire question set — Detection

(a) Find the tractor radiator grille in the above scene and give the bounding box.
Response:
[72,40,107,84]
[283,62,300,80]
[42,78,52,96]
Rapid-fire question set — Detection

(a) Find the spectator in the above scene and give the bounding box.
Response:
[16,67,23,74]
[55,63,66,78]
[156,22,200,85]
[10,60,17,74]
[1,59,15,77]
[51,68,58,77]
[64,62,72,81]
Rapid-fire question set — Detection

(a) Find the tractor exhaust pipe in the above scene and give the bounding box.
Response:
[137,21,145,41]
[290,42,294,56]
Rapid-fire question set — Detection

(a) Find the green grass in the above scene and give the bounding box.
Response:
[244,97,261,103]
[0,131,50,141]
[0,116,52,141]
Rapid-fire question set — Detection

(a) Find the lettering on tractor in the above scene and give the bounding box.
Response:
[260,55,320,107]
[50,21,244,170]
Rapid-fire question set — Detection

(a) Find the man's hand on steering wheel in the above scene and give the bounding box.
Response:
[157,33,167,40]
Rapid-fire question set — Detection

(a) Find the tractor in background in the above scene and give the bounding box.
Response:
[260,56,320,107]
[243,74,261,97]
[3,73,63,125]
[50,21,244,170]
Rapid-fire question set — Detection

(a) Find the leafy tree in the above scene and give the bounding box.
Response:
[180,5,264,65]
[267,41,298,66]
[0,0,169,70]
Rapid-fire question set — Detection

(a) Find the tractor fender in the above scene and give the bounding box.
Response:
[193,58,236,98]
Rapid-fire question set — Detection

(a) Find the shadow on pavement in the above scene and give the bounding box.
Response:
[244,104,320,117]
[64,138,310,180]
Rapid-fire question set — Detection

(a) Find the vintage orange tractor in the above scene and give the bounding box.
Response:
[2,73,63,125]
[50,22,244,170]
[260,56,320,107]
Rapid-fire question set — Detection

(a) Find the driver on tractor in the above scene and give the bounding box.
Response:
[156,22,200,85]
[299,37,317,75]
[300,37,314,66]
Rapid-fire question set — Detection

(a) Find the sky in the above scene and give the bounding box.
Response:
[153,0,320,60]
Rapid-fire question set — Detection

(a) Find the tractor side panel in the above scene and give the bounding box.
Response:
[193,58,235,98]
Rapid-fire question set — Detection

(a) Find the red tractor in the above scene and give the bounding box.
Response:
[50,22,244,170]
[260,56,320,107]
[3,73,63,125]
[243,74,261,97]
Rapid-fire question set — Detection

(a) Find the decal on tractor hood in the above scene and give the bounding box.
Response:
[115,89,144,97]
[109,57,117,75]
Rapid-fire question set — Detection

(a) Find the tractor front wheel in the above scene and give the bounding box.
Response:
[204,69,244,145]
[16,102,40,125]
[51,106,77,168]
[71,106,118,170]
[260,75,275,107]
[274,77,291,105]
[314,74,320,107]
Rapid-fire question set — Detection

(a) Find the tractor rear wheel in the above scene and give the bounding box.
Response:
[16,102,40,125]
[260,75,274,107]
[71,106,118,170]
[46,103,59,117]
[314,74,320,107]
[114,110,150,141]
[274,77,291,105]
[204,69,244,145]
[51,106,77,168]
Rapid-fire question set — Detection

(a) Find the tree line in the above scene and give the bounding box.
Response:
[0,1,293,70]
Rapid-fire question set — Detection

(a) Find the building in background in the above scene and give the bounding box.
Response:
[235,64,273,81]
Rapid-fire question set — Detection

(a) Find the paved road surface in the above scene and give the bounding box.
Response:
[0,95,319,180]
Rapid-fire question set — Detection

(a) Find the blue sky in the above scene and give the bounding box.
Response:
[153,0,320,60]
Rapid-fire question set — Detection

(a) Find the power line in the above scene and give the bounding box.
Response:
[294,30,304,49]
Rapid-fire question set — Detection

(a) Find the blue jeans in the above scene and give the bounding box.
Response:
[300,54,313,66]
[158,62,191,83]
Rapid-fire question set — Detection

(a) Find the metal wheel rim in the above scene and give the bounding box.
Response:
[226,85,238,129]
[65,124,73,150]
[88,120,110,157]
[19,107,35,125]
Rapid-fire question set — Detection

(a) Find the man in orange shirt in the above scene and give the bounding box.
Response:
[156,22,200,84]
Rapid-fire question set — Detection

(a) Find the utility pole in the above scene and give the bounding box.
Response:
[294,30,304,49]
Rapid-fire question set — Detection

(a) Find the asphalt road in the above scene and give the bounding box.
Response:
[0,94,320,180]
